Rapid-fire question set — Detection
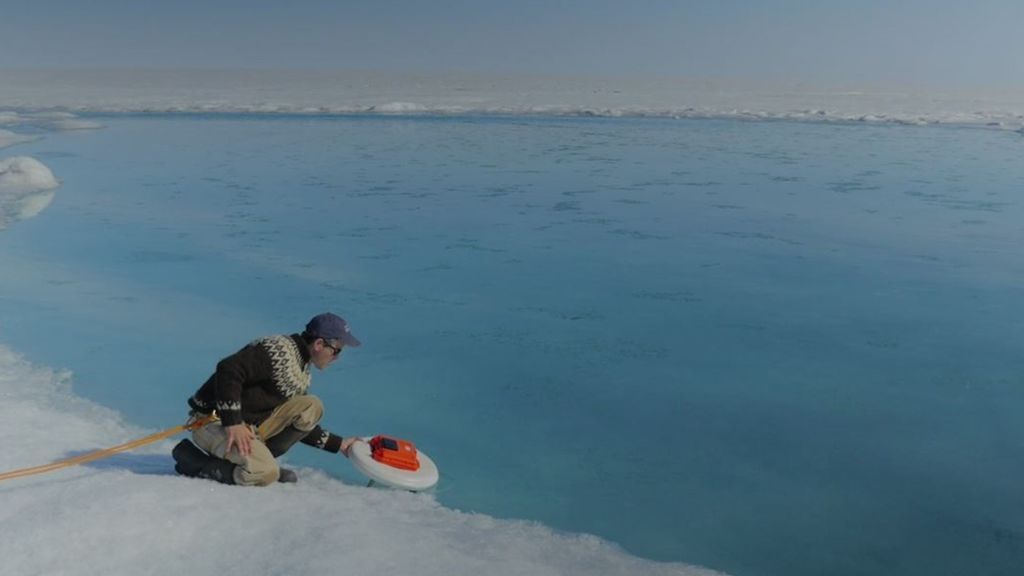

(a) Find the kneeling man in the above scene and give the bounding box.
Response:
[173,312,360,485]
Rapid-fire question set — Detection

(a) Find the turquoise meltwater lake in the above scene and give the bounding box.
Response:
[2,114,1023,576]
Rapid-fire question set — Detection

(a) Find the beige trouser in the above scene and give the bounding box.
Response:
[192,395,324,486]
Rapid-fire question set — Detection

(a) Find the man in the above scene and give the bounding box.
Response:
[172,312,361,486]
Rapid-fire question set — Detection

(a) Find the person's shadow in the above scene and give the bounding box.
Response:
[78,451,176,476]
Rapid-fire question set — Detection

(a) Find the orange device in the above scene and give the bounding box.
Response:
[369,435,421,471]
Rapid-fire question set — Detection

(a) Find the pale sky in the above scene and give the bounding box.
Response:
[1,0,1022,90]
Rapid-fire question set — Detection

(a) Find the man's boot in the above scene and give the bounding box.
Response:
[264,426,308,483]
[196,458,237,484]
[172,439,237,485]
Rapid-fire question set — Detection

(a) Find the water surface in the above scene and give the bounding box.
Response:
[2,114,1023,576]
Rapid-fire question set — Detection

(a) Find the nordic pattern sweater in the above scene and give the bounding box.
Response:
[188,334,344,454]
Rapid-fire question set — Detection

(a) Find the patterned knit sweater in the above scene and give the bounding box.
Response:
[188,334,344,454]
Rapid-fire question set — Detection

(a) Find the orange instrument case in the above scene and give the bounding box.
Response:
[369,435,421,471]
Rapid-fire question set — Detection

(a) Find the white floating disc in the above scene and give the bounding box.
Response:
[349,438,439,492]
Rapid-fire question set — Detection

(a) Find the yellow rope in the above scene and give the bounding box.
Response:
[0,415,215,483]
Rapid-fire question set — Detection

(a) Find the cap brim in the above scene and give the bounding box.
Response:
[341,332,362,347]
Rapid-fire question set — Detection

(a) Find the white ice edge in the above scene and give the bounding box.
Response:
[0,128,38,149]
[1,70,1022,131]
[2,102,1023,131]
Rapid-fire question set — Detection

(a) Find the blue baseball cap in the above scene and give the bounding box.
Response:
[305,313,361,347]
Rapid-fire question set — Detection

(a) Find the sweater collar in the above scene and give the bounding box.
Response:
[289,333,311,366]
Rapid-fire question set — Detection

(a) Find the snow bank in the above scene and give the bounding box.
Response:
[0,156,60,229]
[0,345,721,576]
[0,156,58,195]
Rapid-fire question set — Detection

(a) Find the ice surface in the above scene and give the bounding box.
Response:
[0,69,1022,130]
[0,345,722,576]
[0,128,36,149]
[0,109,103,131]
[0,156,59,229]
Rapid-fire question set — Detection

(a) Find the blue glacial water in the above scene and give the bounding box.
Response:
[2,114,1024,576]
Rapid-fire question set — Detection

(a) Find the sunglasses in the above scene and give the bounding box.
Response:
[321,340,343,356]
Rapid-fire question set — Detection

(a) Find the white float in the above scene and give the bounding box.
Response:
[349,436,439,492]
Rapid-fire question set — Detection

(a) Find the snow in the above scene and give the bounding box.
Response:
[0,156,58,195]
[0,156,60,229]
[0,345,722,576]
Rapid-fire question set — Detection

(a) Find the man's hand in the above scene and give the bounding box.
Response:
[225,424,254,457]
[340,437,361,458]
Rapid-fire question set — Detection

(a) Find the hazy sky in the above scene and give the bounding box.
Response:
[2,0,1022,89]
